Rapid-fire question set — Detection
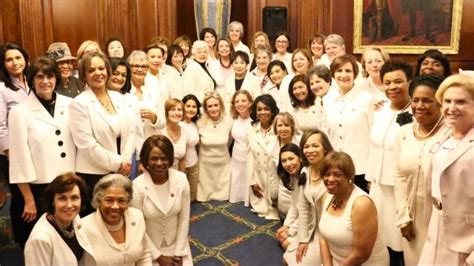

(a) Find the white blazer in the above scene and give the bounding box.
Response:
[69,88,135,175]
[81,207,152,265]
[24,213,95,266]
[182,59,215,103]
[9,93,76,184]
[131,169,191,261]
[223,73,261,111]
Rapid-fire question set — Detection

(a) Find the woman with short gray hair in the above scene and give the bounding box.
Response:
[81,174,152,265]
[227,21,250,56]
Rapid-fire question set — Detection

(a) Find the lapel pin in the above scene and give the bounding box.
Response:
[131,222,136,226]
[170,193,175,197]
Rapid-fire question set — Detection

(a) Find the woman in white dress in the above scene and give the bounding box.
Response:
[325,54,374,193]
[360,47,390,101]
[272,32,293,74]
[197,91,233,201]
[158,98,188,172]
[279,48,313,112]
[208,37,234,94]
[230,90,253,203]
[365,60,414,265]
[393,74,448,265]
[181,94,201,203]
[247,94,280,220]
[266,60,288,107]
[227,21,250,56]
[308,65,331,132]
[144,44,169,105]
[275,143,306,251]
[131,135,193,265]
[250,45,273,93]
[24,173,94,265]
[319,152,389,265]
[288,74,327,133]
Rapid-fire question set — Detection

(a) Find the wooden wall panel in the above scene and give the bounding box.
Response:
[1,0,22,46]
[18,0,53,58]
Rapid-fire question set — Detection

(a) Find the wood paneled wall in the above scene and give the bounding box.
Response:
[1,0,473,70]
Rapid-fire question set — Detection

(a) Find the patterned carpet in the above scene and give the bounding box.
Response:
[0,191,284,266]
[190,201,284,265]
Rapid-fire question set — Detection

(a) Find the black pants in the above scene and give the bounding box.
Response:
[10,183,47,248]
[77,172,107,217]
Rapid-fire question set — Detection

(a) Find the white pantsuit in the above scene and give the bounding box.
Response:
[81,207,152,265]
[131,169,192,264]
[24,214,95,266]
[69,88,135,175]
[9,93,76,184]
[182,59,215,103]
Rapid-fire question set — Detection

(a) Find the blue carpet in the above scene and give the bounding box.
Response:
[190,201,283,265]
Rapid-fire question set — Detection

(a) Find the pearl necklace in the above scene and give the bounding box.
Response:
[105,217,124,232]
[416,116,443,138]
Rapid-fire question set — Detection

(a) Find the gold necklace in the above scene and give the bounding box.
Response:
[97,93,116,114]
[166,125,181,142]
[331,185,354,210]
[416,116,443,139]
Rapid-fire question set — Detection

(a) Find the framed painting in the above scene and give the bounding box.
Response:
[353,0,463,54]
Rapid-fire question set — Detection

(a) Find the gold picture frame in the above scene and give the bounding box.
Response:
[353,0,463,54]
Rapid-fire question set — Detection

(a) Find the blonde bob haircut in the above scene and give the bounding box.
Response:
[436,74,474,104]
[165,98,185,122]
[76,40,103,61]
[202,91,226,121]
[361,47,390,77]
[272,112,297,139]
[230,90,253,119]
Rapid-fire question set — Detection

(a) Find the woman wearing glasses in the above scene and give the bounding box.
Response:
[419,74,474,265]
[197,91,233,201]
[272,32,293,75]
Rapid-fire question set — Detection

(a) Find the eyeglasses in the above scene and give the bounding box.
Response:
[131,64,149,69]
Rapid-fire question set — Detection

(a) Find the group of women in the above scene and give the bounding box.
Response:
[0,20,473,265]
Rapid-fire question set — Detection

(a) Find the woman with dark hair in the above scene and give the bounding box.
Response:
[272,31,293,74]
[181,94,201,202]
[366,59,414,264]
[69,52,135,215]
[197,91,233,201]
[9,56,77,248]
[288,74,326,132]
[308,33,329,65]
[24,173,93,265]
[415,49,452,78]
[46,42,82,98]
[165,44,185,99]
[247,94,280,219]
[108,57,132,94]
[131,135,192,265]
[265,60,288,106]
[208,37,235,94]
[275,143,305,249]
[200,27,218,61]
[82,174,152,265]
[325,54,374,193]
[319,152,389,265]
[393,74,448,265]
[174,35,193,60]
[0,43,30,188]
[284,129,333,265]
[105,37,126,59]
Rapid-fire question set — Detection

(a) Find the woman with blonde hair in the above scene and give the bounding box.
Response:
[76,40,103,61]
[360,47,390,100]
[229,90,253,203]
[249,31,271,70]
[197,92,233,201]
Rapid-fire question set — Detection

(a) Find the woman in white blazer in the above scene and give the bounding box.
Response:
[8,56,76,247]
[82,174,152,265]
[223,51,261,110]
[25,173,94,265]
[69,52,135,215]
[131,135,193,265]
[182,41,216,103]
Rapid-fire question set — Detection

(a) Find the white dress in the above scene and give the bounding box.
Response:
[230,116,252,203]
[197,116,233,201]
[365,103,409,252]
[319,187,389,265]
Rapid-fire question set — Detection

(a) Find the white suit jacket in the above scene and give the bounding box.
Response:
[130,169,191,259]
[9,93,76,184]
[182,59,215,103]
[223,72,261,107]
[81,207,152,265]
[69,88,135,174]
[24,213,95,266]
